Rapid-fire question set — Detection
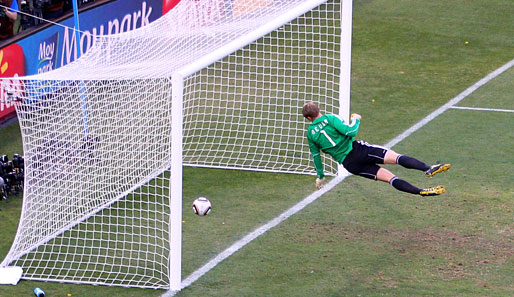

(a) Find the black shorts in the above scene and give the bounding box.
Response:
[342,140,388,180]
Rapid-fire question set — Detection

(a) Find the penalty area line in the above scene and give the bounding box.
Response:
[163,57,514,296]
[450,106,514,113]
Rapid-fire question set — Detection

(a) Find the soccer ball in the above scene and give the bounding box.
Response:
[192,197,212,216]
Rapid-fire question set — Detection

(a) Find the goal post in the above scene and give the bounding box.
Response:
[0,0,353,290]
[170,73,184,290]
[339,0,353,177]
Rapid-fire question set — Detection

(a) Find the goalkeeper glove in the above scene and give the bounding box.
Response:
[350,113,361,121]
[315,178,325,190]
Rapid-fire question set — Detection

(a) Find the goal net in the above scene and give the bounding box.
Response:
[0,0,351,290]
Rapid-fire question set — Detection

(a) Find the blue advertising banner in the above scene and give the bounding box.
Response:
[18,0,164,75]
[0,0,176,121]
[37,32,59,74]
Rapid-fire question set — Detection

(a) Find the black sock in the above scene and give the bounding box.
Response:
[397,155,430,171]
[390,177,421,195]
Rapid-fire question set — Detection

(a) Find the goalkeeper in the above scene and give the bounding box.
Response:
[302,102,450,196]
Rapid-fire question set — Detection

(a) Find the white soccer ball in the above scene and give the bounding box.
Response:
[192,197,212,216]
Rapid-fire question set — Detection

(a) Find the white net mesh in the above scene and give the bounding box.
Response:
[182,5,342,172]
[1,0,343,289]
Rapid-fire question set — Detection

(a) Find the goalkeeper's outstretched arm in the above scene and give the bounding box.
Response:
[309,143,325,189]
[302,102,330,189]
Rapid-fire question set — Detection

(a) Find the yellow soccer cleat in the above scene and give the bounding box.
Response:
[425,163,451,177]
[419,185,446,196]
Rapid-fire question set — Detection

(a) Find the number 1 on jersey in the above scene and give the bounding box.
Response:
[320,130,336,146]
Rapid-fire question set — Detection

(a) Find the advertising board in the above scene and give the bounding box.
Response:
[0,0,184,122]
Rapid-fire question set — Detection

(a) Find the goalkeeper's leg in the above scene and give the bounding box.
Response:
[377,168,445,196]
[384,150,429,170]
[384,150,451,177]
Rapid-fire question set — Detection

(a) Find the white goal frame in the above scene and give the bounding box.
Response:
[0,0,353,291]
[169,0,352,289]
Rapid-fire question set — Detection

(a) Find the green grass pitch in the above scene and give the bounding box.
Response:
[1,0,513,296]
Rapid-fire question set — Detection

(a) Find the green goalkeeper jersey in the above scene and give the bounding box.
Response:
[306,114,360,179]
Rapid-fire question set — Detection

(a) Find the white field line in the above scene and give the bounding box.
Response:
[450,106,514,113]
[384,59,514,149]
[163,58,514,296]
